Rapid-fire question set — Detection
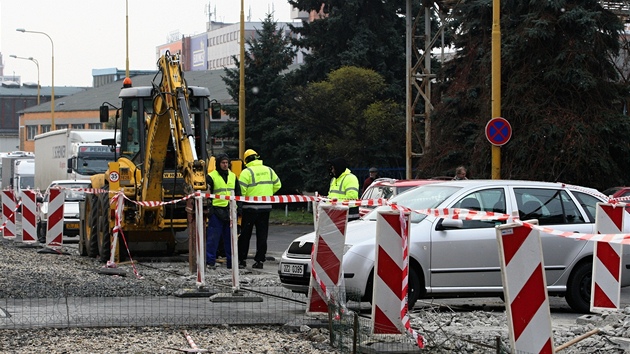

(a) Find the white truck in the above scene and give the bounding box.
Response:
[34,129,116,191]
[0,151,34,190]
[1,155,35,195]
[14,159,35,195]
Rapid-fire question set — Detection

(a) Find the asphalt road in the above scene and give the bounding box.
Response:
[266,223,314,258]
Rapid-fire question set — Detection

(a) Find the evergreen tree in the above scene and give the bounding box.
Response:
[221,14,298,192]
[287,0,409,101]
[285,66,404,192]
[419,0,630,190]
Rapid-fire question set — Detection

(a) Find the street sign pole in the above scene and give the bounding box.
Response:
[486,116,512,179]
[491,0,501,179]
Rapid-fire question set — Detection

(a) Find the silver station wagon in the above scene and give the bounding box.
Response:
[278,180,630,313]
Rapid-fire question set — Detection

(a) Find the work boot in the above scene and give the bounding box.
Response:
[252,261,263,269]
[238,261,246,269]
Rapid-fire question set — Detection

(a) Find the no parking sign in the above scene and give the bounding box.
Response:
[485,117,512,146]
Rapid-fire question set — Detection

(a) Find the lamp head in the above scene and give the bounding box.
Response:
[9,55,16,58]
[16,28,25,32]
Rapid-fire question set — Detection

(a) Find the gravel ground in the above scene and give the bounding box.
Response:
[0,326,336,354]
[1,239,630,353]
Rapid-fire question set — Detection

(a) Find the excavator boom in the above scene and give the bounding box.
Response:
[82,51,218,262]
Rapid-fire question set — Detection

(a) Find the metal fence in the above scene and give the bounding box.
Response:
[0,282,514,353]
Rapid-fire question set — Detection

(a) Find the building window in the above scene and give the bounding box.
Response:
[41,125,51,134]
[88,123,102,129]
[26,126,37,140]
[56,124,68,130]
[71,124,84,129]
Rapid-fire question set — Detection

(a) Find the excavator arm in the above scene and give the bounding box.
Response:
[86,51,218,261]
[142,52,207,205]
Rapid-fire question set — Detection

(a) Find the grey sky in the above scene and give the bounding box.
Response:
[1,0,294,87]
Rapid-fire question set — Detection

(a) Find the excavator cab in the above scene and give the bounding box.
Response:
[85,53,221,262]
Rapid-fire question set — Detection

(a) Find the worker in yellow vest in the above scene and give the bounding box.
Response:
[328,157,360,220]
[238,149,282,269]
[206,154,241,269]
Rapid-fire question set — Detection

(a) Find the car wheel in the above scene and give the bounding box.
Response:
[363,265,425,311]
[565,261,592,313]
[408,266,424,310]
[37,222,46,244]
[362,270,374,303]
[78,204,87,256]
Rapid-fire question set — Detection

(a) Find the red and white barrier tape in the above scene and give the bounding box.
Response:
[397,209,425,348]
[107,191,142,279]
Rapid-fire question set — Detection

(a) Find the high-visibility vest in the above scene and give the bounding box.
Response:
[239,160,281,197]
[209,170,237,207]
[328,168,359,201]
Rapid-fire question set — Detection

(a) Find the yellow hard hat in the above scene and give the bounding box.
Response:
[244,149,258,161]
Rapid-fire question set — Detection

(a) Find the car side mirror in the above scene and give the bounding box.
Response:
[99,105,109,123]
[435,218,463,231]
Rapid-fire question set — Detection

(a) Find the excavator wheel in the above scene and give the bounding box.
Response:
[77,215,87,257]
[85,194,100,258]
[37,222,47,245]
[97,188,111,263]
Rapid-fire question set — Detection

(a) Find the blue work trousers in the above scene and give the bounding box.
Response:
[206,213,232,267]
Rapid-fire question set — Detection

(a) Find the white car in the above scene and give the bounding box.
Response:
[278,180,630,313]
[37,180,92,243]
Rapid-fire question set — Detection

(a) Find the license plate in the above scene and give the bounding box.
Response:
[66,223,79,229]
[281,263,305,276]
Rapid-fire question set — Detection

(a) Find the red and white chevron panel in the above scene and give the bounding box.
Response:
[2,190,16,239]
[371,210,411,335]
[45,188,65,249]
[20,190,37,243]
[306,204,348,314]
[496,224,554,354]
[592,203,626,312]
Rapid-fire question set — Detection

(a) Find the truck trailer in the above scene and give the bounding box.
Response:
[34,129,116,191]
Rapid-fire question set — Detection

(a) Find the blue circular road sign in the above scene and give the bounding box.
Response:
[485,117,512,146]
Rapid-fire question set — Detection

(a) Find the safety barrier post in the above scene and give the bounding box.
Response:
[306,203,348,314]
[1,190,16,240]
[592,203,626,312]
[20,190,37,243]
[496,222,554,354]
[175,192,213,297]
[229,197,239,291]
[195,193,206,286]
[209,193,262,302]
[107,192,125,266]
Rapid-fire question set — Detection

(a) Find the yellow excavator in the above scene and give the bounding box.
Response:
[79,51,221,261]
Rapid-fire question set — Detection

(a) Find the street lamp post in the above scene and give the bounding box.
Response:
[16,28,54,130]
[9,55,40,105]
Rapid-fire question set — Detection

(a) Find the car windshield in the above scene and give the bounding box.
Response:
[20,176,34,190]
[75,157,111,175]
[48,183,91,201]
[364,184,461,222]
